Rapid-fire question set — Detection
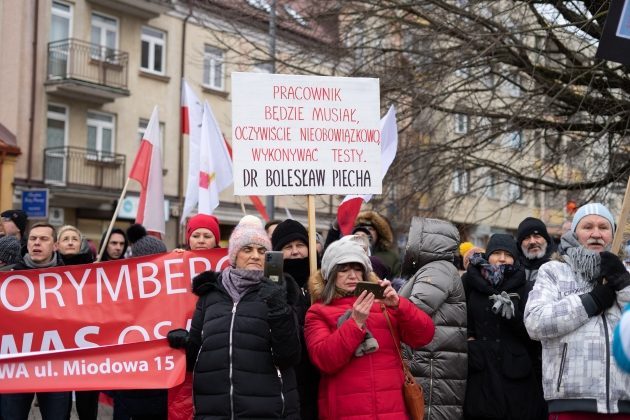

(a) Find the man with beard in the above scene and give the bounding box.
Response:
[271,219,319,420]
[525,203,630,418]
[517,217,555,283]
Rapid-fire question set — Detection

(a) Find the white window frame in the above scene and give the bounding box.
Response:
[138,119,165,164]
[484,173,497,199]
[455,114,469,134]
[506,180,526,204]
[46,103,69,184]
[87,110,115,160]
[140,26,166,75]
[91,12,119,61]
[504,130,524,149]
[51,1,73,41]
[452,169,469,194]
[203,45,225,91]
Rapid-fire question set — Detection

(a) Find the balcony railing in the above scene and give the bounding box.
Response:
[44,146,126,191]
[46,39,130,101]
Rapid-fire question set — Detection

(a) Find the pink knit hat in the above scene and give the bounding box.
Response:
[228,215,271,266]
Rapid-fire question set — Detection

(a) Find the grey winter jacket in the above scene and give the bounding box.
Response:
[525,259,630,414]
[399,217,467,420]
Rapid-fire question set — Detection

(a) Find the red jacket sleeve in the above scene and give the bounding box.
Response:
[393,297,435,349]
[305,304,366,375]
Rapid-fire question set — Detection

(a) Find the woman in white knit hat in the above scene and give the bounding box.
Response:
[305,236,435,419]
[167,215,301,419]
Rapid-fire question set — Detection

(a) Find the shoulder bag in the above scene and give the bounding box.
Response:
[382,304,425,420]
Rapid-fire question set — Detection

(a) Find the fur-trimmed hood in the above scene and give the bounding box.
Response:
[308,269,380,304]
[355,211,394,250]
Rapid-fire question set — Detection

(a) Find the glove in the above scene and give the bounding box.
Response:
[167,328,189,349]
[584,283,616,316]
[600,251,630,291]
[258,279,289,318]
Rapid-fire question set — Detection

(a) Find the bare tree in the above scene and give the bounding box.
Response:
[188,0,628,234]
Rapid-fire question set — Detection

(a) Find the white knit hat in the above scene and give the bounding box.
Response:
[571,203,616,232]
[321,236,372,281]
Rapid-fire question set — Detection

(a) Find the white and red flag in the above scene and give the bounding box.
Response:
[198,101,233,214]
[181,79,204,222]
[337,105,398,235]
[129,105,165,236]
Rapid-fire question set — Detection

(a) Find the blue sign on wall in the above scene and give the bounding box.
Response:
[22,189,49,219]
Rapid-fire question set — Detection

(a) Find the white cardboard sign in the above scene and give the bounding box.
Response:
[231,72,381,195]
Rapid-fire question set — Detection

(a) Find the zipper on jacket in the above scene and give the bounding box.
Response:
[428,357,434,419]
[602,314,611,413]
[556,343,568,392]
[229,302,237,420]
[275,366,286,416]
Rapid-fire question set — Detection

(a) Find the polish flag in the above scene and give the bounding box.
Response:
[181,79,203,222]
[337,105,398,235]
[129,106,165,236]
[198,101,233,214]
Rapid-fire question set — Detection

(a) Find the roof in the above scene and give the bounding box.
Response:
[0,123,21,155]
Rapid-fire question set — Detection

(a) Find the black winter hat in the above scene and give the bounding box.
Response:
[126,224,167,257]
[516,217,551,246]
[0,235,21,265]
[1,209,28,237]
[485,234,518,260]
[272,219,308,251]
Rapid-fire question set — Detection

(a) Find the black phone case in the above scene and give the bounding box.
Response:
[353,281,385,299]
[264,251,284,283]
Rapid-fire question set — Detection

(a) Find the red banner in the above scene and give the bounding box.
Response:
[0,249,228,392]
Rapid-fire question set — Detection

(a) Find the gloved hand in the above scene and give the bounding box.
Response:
[584,283,616,316]
[600,251,630,291]
[167,328,189,349]
[258,279,289,318]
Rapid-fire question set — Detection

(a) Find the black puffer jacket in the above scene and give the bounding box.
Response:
[187,270,301,419]
[399,217,467,420]
[463,261,545,420]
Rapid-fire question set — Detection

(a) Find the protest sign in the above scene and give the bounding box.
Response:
[232,73,381,196]
[0,249,228,392]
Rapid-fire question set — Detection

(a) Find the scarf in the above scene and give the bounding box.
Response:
[221,267,265,303]
[469,252,512,286]
[337,309,379,356]
[22,253,59,269]
[558,231,601,282]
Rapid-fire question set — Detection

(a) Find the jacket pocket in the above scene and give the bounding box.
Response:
[501,343,532,379]
[556,342,568,392]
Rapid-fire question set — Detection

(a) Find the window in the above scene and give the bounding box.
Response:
[138,119,165,163]
[506,180,525,203]
[452,169,469,194]
[455,114,468,134]
[45,104,68,183]
[504,131,524,149]
[203,45,225,90]
[141,26,166,74]
[484,173,497,199]
[91,13,118,61]
[51,1,72,42]
[253,62,273,73]
[87,111,115,160]
[505,72,521,97]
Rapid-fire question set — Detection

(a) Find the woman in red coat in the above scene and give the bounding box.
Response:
[305,236,435,419]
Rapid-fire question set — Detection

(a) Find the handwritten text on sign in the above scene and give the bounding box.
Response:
[0,249,229,392]
[232,73,381,195]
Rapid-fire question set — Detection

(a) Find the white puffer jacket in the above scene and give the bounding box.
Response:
[524,260,630,414]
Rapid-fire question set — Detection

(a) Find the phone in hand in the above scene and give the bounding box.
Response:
[264,251,284,283]
[353,281,386,299]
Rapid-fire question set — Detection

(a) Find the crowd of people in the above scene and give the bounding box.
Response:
[0,203,630,419]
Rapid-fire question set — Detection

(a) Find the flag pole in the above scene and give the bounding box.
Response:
[96,178,131,262]
[307,195,317,274]
[612,176,630,254]
[239,197,247,216]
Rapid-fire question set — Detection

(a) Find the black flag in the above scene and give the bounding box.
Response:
[596,0,630,66]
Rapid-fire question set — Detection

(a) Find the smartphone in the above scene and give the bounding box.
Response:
[353,281,386,299]
[264,251,284,283]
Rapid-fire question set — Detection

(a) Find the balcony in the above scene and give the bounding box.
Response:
[44,146,126,191]
[86,0,172,19]
[45,39,130,104]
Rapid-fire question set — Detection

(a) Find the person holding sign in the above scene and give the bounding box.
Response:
[304,237,434,419]
[167,215,301,419]
[2,223,72,420]
[525,203,630,418]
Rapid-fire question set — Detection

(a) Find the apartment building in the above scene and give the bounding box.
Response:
[0,0,339,248]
